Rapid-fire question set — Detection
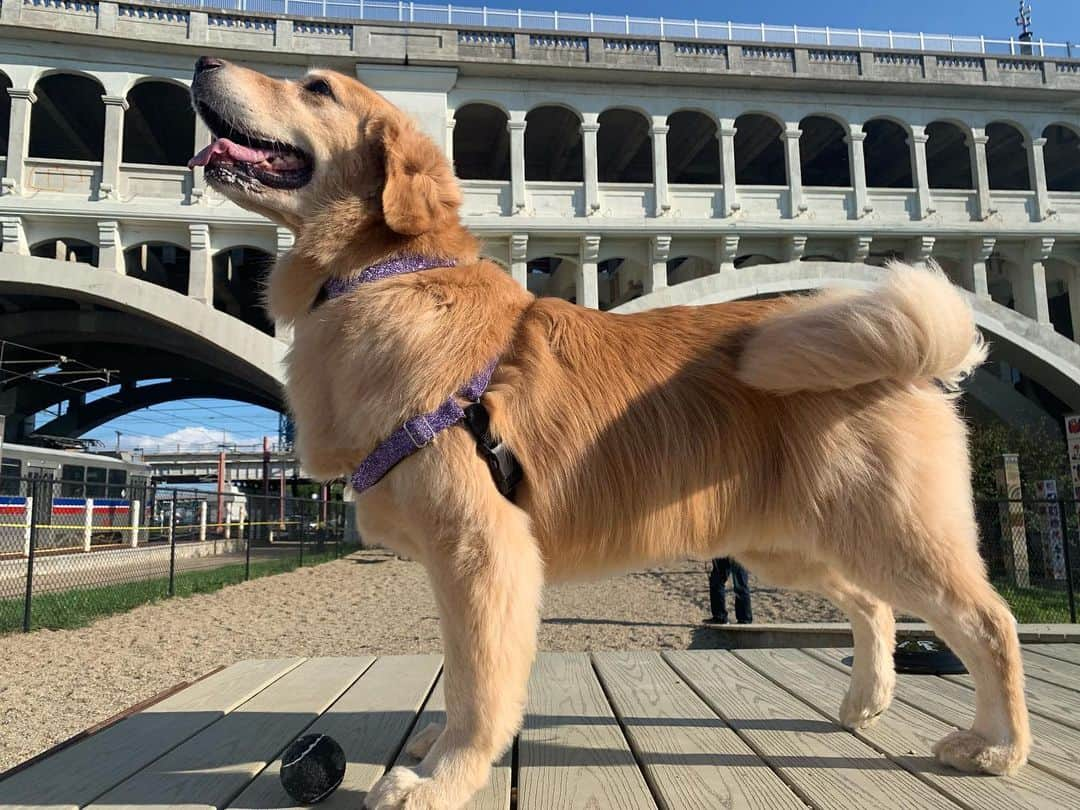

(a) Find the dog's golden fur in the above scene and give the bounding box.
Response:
[192,60,1030,809]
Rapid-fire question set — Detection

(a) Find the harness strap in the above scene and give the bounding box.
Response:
[349,360,496,494]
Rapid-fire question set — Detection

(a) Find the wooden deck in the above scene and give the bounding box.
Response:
[3,645,1080,809]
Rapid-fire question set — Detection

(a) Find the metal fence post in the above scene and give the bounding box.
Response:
[168,491,177,597]
[1061,498,1078,623]
[245,500,252,581]
[298,501,305,567]
[22,479,39,633]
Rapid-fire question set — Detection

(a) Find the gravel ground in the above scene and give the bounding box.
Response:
[0,548,842,771]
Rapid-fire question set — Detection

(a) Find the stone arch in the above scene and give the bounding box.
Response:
[123,241,190,295]
[526,255,576,301]
[734,113,785,185]
[611,261,1080,412]
[598,256,646,311]
[666,110,720,184]
[734,254,780,268]
[29,237,98,266]
[212,246,275,336]
[862,117,913,188]
[986,121,1031,190]
[926,120,974,189]
[525,104,583,182]
[667,255,715,286]
[123,80,195,166]
[453,103,509,181]
[598,108,652,183]
[799,115,850,187]
[29,72,105,161]
[1042,123,1080,193]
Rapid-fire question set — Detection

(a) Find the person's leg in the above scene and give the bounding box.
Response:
[709,557,730,622]
[731,561,752,624]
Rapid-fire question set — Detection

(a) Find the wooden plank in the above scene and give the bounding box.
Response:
[807,648,1080,788]
[941,670,1080,731]
[228,655,442,810]
[664,649,958,809]
[88,657,374,810]
[0,658,304,810]
[735,648,1080,810]
[1026,644,1080,667]
[391,673,512,810]
[592,651,804,810]
[1018,649,1080,690]
[517,652,656,810]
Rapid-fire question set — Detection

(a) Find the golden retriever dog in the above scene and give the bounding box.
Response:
[189,57,1030,808]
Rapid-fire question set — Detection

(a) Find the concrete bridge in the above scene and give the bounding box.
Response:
[1,0,1079,441]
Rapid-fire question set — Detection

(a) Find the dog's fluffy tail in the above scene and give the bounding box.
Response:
[736,263,987,394]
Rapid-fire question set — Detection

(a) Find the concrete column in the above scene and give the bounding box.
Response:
[274,227,295,342]
[784,235,807,263]
[905,236,935,268]
[648,234,670,293]
[716,234,739,272]
[188,223,213,304]
[3,88,35,196]
[0,215,28,254]
[510,233,528,288]
[1028,136,1052,221]
[445,112,455,160]
[718,118,739,217]
[781,125,805,218]
[650,121,670,217]
[963,237,995,299]
[846,235,873,262]
[507,114,526,215]
[130,499,140,547]
[1014,237,1054,326]
[190,113,212,204]
[969,129,993,220]
[581,116,600,216]
[578,234,600,308]
[99,95,128,201]
[845,127,870,218]
[908,125,933,220]
[97,220,124,273]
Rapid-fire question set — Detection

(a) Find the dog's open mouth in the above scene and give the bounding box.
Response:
[189,102,313,191]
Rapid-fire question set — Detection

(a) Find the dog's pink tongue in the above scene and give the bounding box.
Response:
[188,138,276,168]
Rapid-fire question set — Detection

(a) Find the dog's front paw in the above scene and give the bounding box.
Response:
[838,671,894,730]
[405,722,444,760]
[932,729,1027,776]
[364,766,446,810]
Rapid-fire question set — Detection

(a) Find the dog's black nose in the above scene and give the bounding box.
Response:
[195,56,224,76]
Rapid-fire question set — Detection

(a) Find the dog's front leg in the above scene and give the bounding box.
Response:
[365,507,543,810]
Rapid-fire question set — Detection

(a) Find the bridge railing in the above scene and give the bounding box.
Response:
[153,0,1077,58]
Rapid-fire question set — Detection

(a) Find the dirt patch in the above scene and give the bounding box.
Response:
[0,549,841,771]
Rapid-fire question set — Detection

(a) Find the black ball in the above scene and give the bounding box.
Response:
[280,733,346,804]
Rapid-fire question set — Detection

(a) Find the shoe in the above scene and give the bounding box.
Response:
[737,619,753,625]
[709,615,729,625]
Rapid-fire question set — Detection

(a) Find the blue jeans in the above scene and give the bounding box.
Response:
[709,558,752,623]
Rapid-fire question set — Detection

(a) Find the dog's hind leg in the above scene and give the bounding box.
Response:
[820,576,896,730]
[364,497,543,810]
[739,550,895,729]
[833,509,1030,776]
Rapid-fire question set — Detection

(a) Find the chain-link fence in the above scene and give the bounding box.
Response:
[974,498,1078,624]
[0,477,359,633]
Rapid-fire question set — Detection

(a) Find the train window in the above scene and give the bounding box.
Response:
[86,466,107,498]
[0,457,20,495]
[61,464,85,497]
[108,469,127,498]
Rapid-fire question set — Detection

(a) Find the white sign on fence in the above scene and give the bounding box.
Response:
[1034,479,1066,581]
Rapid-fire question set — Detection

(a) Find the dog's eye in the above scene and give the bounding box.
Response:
[304,79,334,99]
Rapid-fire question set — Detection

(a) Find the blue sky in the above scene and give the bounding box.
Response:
[83,0,1078,451]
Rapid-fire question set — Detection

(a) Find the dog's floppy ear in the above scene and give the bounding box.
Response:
[376,115,461,236]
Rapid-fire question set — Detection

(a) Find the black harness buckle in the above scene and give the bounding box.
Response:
[463,402,523,501]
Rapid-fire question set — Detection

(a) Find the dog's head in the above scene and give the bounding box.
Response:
[188,57,461,238]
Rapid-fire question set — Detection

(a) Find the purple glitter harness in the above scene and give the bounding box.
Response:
[319,255,498,495]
